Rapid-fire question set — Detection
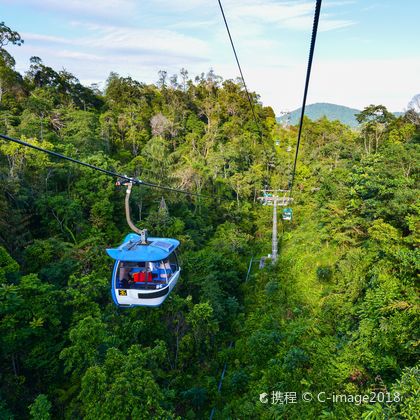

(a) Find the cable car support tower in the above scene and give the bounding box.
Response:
[258,189,292,263]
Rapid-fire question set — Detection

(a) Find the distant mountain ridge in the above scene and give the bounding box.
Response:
[277,102,403,128]
[277,103,361,128]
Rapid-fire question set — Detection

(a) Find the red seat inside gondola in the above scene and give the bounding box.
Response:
[133,271,152,283]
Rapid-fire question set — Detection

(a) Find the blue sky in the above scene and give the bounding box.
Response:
[1,0,419,114]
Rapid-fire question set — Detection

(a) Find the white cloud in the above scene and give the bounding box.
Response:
[168,19,219,30]
[218,1,355,32]
[148,0,210,12]
[319,18,355,32]
[150,0,355,33]
[21,33,75,45]
[281,14,355,31]
[233,2,314,23]
[210,55,420,115]
[323,0,357,7]
[2,0,137,19]
[79,26,210,58]
[22,23,211,62]
[55,50,104,61]
[309,57,420,111]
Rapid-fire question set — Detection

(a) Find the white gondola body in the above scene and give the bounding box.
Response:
[111,262,180,307]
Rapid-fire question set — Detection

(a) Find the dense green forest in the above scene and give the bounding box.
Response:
[0,24,419,419]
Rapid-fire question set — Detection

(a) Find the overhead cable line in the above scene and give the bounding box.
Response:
[0,133,207,198]
[216,0,263,138]
[289,0,322,195]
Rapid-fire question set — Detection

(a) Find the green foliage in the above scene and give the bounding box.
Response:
[218,103,418,418]
[0,398,14,420]
[385,365,420,418]
[316,265,333,282]
[60,316,108,376]
[79,342,174,419]
[28,394,51,420]
[0,246,19,282]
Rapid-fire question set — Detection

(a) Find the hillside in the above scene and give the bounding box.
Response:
[278,102,361,127]
[278,102,405,128]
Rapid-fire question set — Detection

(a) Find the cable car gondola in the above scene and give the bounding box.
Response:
[106,182,181,307]
[282,208,293,221]
[107,233,180,307]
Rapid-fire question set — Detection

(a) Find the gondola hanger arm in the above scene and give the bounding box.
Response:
[121,181,148,243]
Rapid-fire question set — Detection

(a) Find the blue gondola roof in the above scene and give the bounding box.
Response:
[106,233,180,262]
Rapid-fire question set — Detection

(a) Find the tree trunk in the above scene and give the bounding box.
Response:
[11,353,18,376]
